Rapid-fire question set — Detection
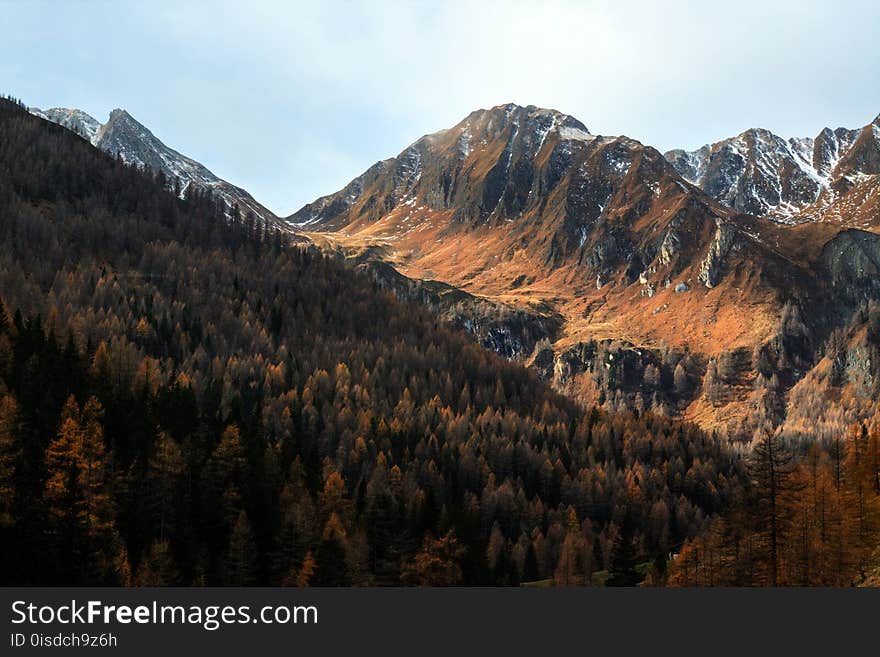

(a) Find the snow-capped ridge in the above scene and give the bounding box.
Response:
[664,114,879,220]
[33,107,102,145]
[30,104,276,224]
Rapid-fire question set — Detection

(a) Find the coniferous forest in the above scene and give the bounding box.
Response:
[0,97,878,586]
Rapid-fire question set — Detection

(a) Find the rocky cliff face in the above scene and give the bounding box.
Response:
[666,128,827,218]
[33,107,102,142]
[820,229,880,300]
[698,221,737,288]
[360,260,563,359]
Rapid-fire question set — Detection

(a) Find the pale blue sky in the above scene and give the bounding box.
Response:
[4,0,879,216]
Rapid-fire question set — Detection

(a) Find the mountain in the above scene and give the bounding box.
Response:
[290,104,727,353]
[30,106,277,225]
[665,114,880,226]
[290,103,880,436]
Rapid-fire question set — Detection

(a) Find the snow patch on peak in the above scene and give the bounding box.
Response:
[666,124,869,218]
[558,125,593,142]
[32,107,102,145]
[788,136,814,164]
[532,115,557,152]
[665,147,709,185]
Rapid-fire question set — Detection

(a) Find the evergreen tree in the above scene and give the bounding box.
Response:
[134,539,179,586]
[225,511,259,586]
[401,531,466,586]
[314,513,351,586]
[0,394,19,528]
[147,431,184,540]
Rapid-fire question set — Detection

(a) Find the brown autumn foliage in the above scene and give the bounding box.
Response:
[670,420,880,586]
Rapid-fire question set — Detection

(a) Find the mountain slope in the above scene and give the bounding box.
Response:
[290,103,880,435]
[792,114,880,229]
[289,104,737,342]
[31,105,277,225]
[289,104,877,352]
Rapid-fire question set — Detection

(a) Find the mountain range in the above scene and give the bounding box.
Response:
[665,115,880,226]
[287,103,880,437]
[28,100,880,438]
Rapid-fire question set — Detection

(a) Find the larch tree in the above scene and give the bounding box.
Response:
[225,510,259,586]
[134,539,179,586]
[673,362,689,398]
[43,395,89,580]
[702,359,723,405]
[0,394,19,528]
[749,429,799,586]
[45,396,86,529]
[77,396,113,538]
[554,508,590,586]
[295,550,316,587]
[314,512,351,586]
[147,431,184,540]
[401,530,466,586]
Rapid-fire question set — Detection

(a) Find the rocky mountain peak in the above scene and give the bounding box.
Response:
[455,103,592,152]
[108,107,131,120]
[291,104,625,231]
[103,108,141,133]
[290,103,738,304]
[31,104,277,225]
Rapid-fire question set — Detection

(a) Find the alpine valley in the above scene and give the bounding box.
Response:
[2,94,880,589]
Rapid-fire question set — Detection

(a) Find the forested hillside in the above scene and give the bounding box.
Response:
[0,98,754,585]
